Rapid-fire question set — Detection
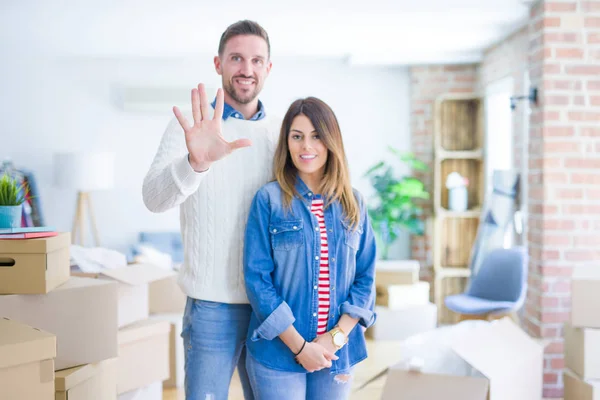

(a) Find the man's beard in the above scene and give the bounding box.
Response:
[224,76,261,105]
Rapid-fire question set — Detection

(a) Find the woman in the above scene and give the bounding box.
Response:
[243,97,377,399]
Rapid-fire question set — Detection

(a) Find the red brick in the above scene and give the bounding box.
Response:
[545,2,578,12]
[572,173,600,184]
[543,387,564,398]
[553,280,572,293]
[556,48,584,59]
[582,1,600,12]
[544,63,562,74]
[542,326,562,337]
[544,32,579,43]
[591,96,600,106]
[569,111,600,121]
[544,110,561,121]
[550,357,565,370]
[585,17,600,28]
[575,236,600,246]
[543,220,576,231]
[544,95,570,105]
[566,250,600,261]
[542,250,561,260]
[564,158,600,168]
[554,188,584,199]
[587,189,600,199]
[545,340,564,354]
[454,75,476,83]
[449,87,474,94]
[566,65,600,75]
[567,204,600,214]
[540,266,573,277]
[543,373,559,385]
[541,296,559,307]
[543,126,574,137]
[589,32,600,44]
[543,234,571,245]
[589,81,600,90]
[574,95,586,105]
[543,141,580,153]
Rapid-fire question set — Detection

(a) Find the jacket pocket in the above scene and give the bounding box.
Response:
[342,220,363,251]
[269,220,304,251]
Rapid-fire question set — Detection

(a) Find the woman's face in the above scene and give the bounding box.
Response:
[287,114,328,181]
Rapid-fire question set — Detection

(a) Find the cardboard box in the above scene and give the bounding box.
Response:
[565,322,600,380]
[73,263,175,328]
[0,276,119,370]
[149,275,186,314]
[366,303,437,341]
[0,232,70,294]
[55,358,117,400]
[376,281,430,308]
[564,368,600,400]
[118,381,162,400]
[149,314,184,388]
[375,260,420,285]
[380,318,544,400]
[117,319,170,394]
[0,317,56,400]
[572,266,600,328]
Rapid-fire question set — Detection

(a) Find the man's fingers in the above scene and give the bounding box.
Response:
[173,106,191,131]
[191,88,201,124]
[228,138,253,151]
[214,88,224,121]
[198,83,211,122]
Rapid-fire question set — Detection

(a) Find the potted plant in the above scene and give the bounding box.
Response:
[0,173,28,229]
[364,148,430,260]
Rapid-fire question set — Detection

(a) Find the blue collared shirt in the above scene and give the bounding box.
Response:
[243,177,377,374]
[210,98,266,121]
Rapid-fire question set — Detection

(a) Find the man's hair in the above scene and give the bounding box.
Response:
[218,20,270,58]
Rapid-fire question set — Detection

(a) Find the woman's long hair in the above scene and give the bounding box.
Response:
[273,97,360,228]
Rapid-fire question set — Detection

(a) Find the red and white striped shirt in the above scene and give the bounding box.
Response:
[311,196,330,335]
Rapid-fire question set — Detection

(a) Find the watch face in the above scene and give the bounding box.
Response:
[333,332,345,346]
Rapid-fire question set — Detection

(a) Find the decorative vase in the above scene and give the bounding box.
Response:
[0,205,22,229]
[448,187,468,212]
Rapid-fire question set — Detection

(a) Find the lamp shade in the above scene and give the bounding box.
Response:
[53,152,116,191]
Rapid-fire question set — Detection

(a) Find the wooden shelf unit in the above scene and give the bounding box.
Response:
[432,94,485,325]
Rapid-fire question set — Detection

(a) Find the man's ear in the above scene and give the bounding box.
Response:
[214,56,222,75]
[266,60,273,75]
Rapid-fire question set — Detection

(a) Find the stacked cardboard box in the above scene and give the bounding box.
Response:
[72,263,175,399]
[0,232,120,399]
[0,234,173,400]
[564,266,600,399]
[366,260,438,340]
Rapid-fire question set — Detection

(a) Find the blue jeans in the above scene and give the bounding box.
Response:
[245,351,354,399]
[181,297,254,400]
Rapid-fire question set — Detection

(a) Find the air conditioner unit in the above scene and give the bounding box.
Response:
[113,85,218,113]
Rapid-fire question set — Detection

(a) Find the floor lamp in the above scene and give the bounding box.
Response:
[53,152,115,247]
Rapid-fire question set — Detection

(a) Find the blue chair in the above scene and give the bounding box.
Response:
[445,246,528,320]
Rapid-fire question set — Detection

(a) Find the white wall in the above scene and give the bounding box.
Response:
[0,53,411,257]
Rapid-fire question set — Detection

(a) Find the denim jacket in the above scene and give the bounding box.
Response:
[243,177,377,374]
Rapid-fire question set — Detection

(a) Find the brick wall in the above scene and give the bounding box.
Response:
[409,65,478,277]
[528,0,600,397]
[410,1,599,397]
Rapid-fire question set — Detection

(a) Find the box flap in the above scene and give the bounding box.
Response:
[573,265,600,281]
[0,317,56,369]
[97,263,175,286]
[450,318,543,398]
[55,357,117,391]
[382,369,489,400]
[118,319,171,345]
[0,232,70,254]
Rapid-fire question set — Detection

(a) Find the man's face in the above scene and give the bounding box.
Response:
[215,35,272,105]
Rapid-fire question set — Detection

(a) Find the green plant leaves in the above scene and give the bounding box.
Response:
[0,173,27,206]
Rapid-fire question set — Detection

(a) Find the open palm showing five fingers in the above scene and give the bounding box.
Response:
[173,83,252,171]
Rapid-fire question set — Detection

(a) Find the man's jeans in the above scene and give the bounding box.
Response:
[181,297,254,400]
[245,351,354,400]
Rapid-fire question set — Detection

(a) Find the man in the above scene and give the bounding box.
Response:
[142,20,280,400]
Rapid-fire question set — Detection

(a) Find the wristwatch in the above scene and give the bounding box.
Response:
[329,326,348,350]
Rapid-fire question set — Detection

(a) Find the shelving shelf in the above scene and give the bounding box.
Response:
[432,93,484,325]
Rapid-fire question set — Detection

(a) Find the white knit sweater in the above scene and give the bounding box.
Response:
[142,112,281,303]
